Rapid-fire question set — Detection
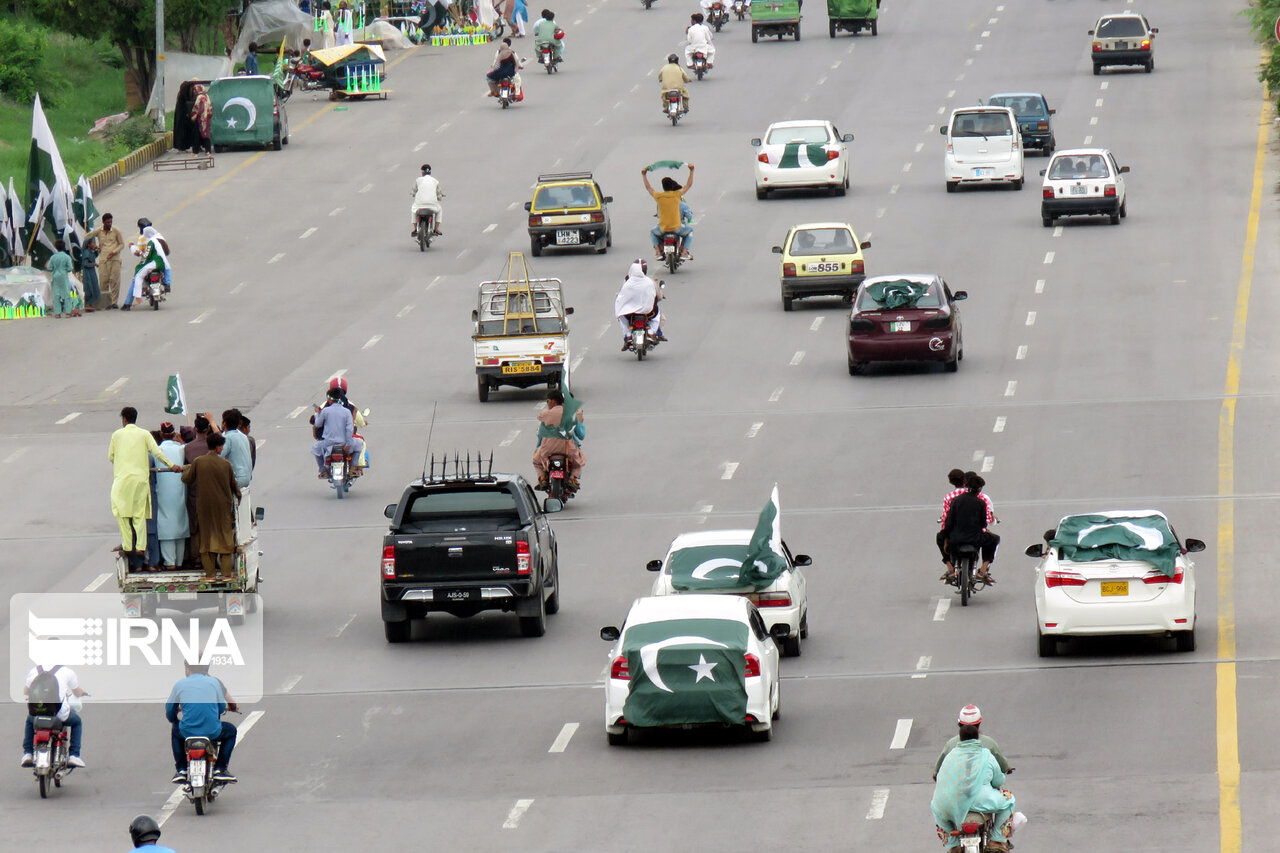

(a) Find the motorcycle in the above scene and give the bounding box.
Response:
[626,312,658,360]
[547,454,572,500]
[415,209,438,251]
[691,50,710,81]
[664,89,686,126]
[29,715,73,798]
[658,232,685,273]
[539,44,560,73]
[497,77,517,109]
[945,543,990,606]
[709,1,729,30]
[283,59,327,98]
[180,735,233,815]
[142,269,166,310]
[642,0,655,8]
[732,0,747,20]
[950,812,995,853]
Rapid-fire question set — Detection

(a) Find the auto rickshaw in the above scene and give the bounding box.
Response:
[751,0,802,42]
[828,0,878,37]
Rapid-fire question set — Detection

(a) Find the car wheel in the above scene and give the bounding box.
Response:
[829,19,836,37]
[772,688,781,720]
[1119,199,1127,218]
[1037,633,1058,658]
[519,592,547,637]
[945,181,958,193]
[530,237,542,257]
[844,174,851,190]
[1093,64,1101,76]
[595,234,608,254]
[1175,628,1196,652]
[782,296,794,312]
[751,26,758,42]
[606,729,627,746]
[544,564,560,614]
[384,620,411,643]
[944,356,958,373]
[1042,216,1054,228]
[1011,178,1023,191]
[782,632,801,657]
[756,186,769,200]
[751,724,773,743]
[848,360,867,376]
[477,376,491,402]
[832,181,846,197]
[1109,211,1121,225]
[870,18,877,35]
[606,227,613,247]
[1145,59,1154,73]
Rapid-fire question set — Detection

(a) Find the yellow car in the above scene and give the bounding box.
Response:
[771,222,871,311]
[524,171,613,257]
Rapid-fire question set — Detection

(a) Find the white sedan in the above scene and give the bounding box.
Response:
[646,529,810,657]
[1040,147,1129,227]
[1024,510,1205,657]
[600,595,785,745]
[751,120,853,199]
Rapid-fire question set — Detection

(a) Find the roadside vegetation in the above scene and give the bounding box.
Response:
[1246,1,1280,109]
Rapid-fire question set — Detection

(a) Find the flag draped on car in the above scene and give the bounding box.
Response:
[740,485,788,587]
[1050,513,1180,576]
[164,374,188,416]
[622,618,749,726]
[668,544,752,591]
[777,142,828,170]
[865,278,931,309]
[24,94,76,267]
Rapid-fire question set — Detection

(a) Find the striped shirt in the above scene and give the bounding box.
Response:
[940,488,995,528]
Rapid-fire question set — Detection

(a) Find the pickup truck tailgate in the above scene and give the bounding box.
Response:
[390,524,524,583]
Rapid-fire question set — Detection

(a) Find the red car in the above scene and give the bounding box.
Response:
[847,274,966,375]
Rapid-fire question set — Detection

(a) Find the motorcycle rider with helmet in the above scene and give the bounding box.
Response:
[128,815,177,853]
[932,704,1011,781]
[311,386,363,478]
[614,259,666,350]
[931,713,1018,852]
[410,164,444,238]
[657,53,691,114]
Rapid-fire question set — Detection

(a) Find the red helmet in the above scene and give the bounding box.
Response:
[553,28,564,39]
[329,377,348,394]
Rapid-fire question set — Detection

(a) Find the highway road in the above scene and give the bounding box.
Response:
[2,0,1278,850]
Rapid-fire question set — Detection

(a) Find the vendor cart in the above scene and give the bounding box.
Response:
[828,0,878,37]
[306,43,390,99]
[751,0,802,42]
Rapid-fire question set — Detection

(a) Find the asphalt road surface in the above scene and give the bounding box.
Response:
[3,0,1279,850]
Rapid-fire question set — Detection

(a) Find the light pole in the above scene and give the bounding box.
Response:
[153,0,166,132]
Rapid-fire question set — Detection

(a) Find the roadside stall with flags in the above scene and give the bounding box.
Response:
[305,43,390,99]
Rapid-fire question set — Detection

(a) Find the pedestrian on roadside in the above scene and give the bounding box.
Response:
[244,42,259,75]
[191,84,213,155]
[79,237,100,312]
[510,0,528,36]
[46,239,75,318]
[181,433,240,582]
[109,407,180,571]
[84,213,124,309]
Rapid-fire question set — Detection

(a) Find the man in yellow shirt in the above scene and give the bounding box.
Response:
[657,53,691,113]
[109,406,180,569]
[642,163,695,261]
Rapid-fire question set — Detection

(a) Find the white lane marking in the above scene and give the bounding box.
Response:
[548,722,579,753]
[1095,98,1105,108]
[597,322,612,340]
[287,406,307,420]
[594,116,605,126]
[333,613,357,638]
[809,317,824,331]
[1016,345,1028,360]
[629,83,639,93]
[503,799,535,829]
[230,281,247,294]
[988,16,997,23]
[437,121,451,132]
[901,162,912,173]
[876,207,886,219]
[1083,135,1093,145]
[414,141,427,151]
[933,599,950,621]
[926,123,935,133]
[300,227,317,239]
[499,429,521,447]
[1004,381,1018,397]
[955,71,965,81]
[427,275,442,290]
[946,89,956,98]
[570,352,585,372]
[981,31,990,38]
[104,377,129,395]
[789,351,806,366]
[996,4,1004,9]
[359,183,374,193]
[972,450,984,463]
[331,369,348,380]
[1053,225,1063,238]
[974,43,983,51]
[3,447,28,464]
[889,184,899,194]
[483,223,497,234]
[507,201,519,211]
[1089,116,1098,126]
[867,788,891,819]
[1043,251,1055,265]
[912,656,931,679]
[396,304,415,319]
[831,60,841,70]
[817,76,827,86]
[362,334,383,350]
[56,412,82,425]
[281,674,303,693]
[329,207,344,217]
[993,416,1006,433]
[387,163,400,174]
[1100,81,1109,90]
[981,456,994,473]
[1026,311,1036,326]
[84,573,112,592]
[696,502,713,525]
[456,248,470,260]
[268,252,285,264]
[964,58,973,66]
[746,422,764,439]
[769,387,784,402]
[721,462,739,480]
[1035,279,1046,294]
[189,310,213,324]
[889,718,912,749]
[255,439,266,450]
[573,16,583,23]
[937,106,946,115]
[914,142,923,153]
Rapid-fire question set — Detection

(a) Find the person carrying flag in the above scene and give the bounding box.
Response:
[532,390,585,494]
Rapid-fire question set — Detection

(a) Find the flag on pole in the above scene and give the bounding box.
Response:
[72,175,98,237]
[164,374,188,416]
[0,180,13,267]
[739,485,788,586]
[24,94,76,267]
[24,184,55,261]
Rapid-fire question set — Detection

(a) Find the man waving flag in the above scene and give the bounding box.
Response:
[740,485,787,587]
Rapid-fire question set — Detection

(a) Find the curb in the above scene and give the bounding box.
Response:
[88,131,173,195]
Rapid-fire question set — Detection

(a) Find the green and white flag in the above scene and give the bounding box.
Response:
[865,278,931,309]
[24,94,75,266]
[0,180,14,267]
[777,142,828,170]
[164,374,187,416]
[622,618,749,726]
[740,485,787,587]
[1050,513,1179,576]
[72,175,98,236]
[668,544,752,592]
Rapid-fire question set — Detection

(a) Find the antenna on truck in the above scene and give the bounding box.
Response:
[420,402,438,482]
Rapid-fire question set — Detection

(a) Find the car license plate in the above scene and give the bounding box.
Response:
[890,321,911,332]
[1100,581,1129,597]
[555,229,580,245]
[973,168,992,178]
[806,262,841,273]
[438,588,478,602]
[1070,184,1088,195]
[502,362,542,374]
[1115,41,1127,49]
[168,592,199,600]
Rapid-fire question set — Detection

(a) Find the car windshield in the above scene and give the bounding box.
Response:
[788,227,855,256]
[857,280,942,310]
[1049,155,1110,179]
[1097,17,1147,38]
[988,96,1045,118]
[532,184,597,210]
[766,125,829,145]
[951,112,1012,137]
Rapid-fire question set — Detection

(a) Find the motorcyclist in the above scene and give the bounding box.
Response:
[311,386,363,478]
[532,9,564,62]
[20,662,87,768]
[165,662,239,784]
[614,259,666,350]
[326,376,368,469]
[122,223,168,310]
[657,53,691,114]
[932,705,1011,781]
[685,13,715,68]
[931,720,1017,852]
[532,390,585,494]
[129,814,177,852]
[937,468,998,577]
[140,218,173,293]
[641,161,695,261]
[487,37,525,98]
[941,472,1000,582]
[410,164,444,238]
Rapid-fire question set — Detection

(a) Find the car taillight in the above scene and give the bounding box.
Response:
[782,263,796,277]
[516,540,531,575]
[826,149,840,162]
[1042,188,1054,199]
[922,315,951,329]
[850,318,875,331]
[1044,570,1086,588]
[1037,121,1049,130]
[381,545,396,578]
[850,260,864,275]
[945,143,953,155]
[1092,42,1102,52]
[610,655,630,679]
[543,353,561,363]
[1140,39,1151,50]
[757,153,769,164]
[744,654,761,677]
[529,215,542,226]
[750,592,791,607]
[482,357,500,365]
[1103,185,1116,197]
[589,212,604,223]
[1144,566,1184,585]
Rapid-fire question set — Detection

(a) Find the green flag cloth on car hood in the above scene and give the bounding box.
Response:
[1050,514,1180,577]
[864,279,931,309]
[669,544,752,591]
[777,143,828,169]
[622,618,749,727]
[740,485,788,588]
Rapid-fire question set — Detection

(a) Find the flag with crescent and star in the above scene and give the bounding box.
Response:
[668,544,752,592]
[740,485,787,587]
[164,374,187,416]
[622,618,748,726]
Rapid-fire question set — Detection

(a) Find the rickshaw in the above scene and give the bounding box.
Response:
[828,0,878,37]
[751,0,802,42]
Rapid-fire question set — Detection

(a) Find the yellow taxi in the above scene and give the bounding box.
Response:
[524,171,613,257]
[770,222,870,311]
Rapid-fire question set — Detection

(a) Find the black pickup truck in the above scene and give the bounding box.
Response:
[380,471,562,642]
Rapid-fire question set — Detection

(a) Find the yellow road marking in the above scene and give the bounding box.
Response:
[1217,96,1268,853]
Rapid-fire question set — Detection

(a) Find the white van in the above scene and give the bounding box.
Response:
[940,106,1024,192]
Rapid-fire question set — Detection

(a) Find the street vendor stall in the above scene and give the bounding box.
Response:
[306,43,390,99]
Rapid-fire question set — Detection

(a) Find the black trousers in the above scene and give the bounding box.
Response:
[943,531,1000,563]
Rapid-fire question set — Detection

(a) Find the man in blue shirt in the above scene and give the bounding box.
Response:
[220,408,254,551]
[311,388,359,476]
[129,814,177,852]
[165,663,238,784]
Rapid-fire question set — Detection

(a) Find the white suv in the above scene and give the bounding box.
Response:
[940,106,1024,192]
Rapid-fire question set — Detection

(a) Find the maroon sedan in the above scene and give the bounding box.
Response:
[847,274,967,375]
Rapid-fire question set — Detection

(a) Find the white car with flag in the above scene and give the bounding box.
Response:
[600,594,786,745]
[751,120,854,199]
[1024,510,1205,657]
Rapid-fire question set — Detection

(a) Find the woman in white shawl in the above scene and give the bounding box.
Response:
[614,260,665,350]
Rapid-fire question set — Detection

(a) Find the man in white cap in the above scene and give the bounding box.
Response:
[932,704,1010,781]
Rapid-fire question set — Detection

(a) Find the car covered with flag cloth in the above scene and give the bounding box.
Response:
[751,120,853,198]
[600,594,785,745]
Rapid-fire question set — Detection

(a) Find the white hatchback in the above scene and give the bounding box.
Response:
[1024,510,1205,657]
[647,529,810,656]
[1040,148,1128,227]
[751,120,853,199]
[941,106,1024,192]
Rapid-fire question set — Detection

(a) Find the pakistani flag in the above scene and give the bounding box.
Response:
[24,94,76,267]
[164,374,188,416]
[0,180,13,267]
[777,142,829,169]
[25,184,55,263]
[668,544,751,592]
[622,618,749,726]
[865,278,931,309]
[558,388,582,434]
[70,175,98,269]
[740,485,787,588]
[1050,513,1179,577]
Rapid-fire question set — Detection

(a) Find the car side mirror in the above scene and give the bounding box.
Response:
[859,240,871,250]
[769,624,791,641]
[952,291,967,301]
[471,309,478,321]
[543,498,563,513]
[565,306,574,315]
[600,626,620,642]
[1184,538,1206,553]
[938,126,948,135]
[523,202,531,211]
[1150,27,1158,33]
[1087,29,1095,35]
[646,559,663,572]
[384,503,397,519]
[603,195,613,203]
[750,137,762,146]
[793,554,812,566]
[1025,544,1044,558]
[1119,166,1130,174]
[841,133,854,142]
[1048,109,1057,115]
[254,506,265,522]
[771,246,782,254]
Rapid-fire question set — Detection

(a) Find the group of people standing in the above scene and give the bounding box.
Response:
[65,214,171,313]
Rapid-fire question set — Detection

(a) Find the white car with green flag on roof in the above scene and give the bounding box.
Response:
[646,486,810,656]
[600,594,786,745]
[1023,510,1205,657]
